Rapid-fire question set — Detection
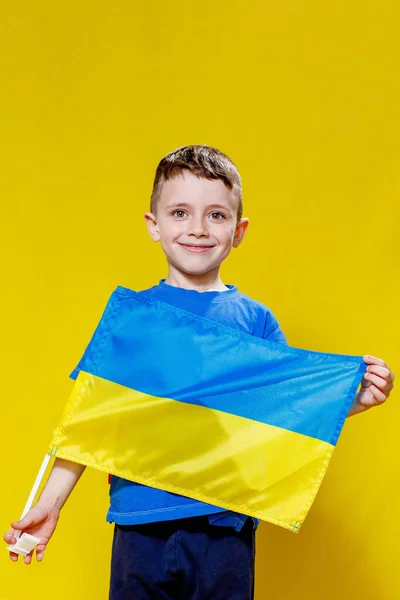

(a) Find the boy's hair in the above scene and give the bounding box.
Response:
[150,145,243,222]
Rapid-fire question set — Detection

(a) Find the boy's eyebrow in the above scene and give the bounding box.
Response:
[165,202,232,212]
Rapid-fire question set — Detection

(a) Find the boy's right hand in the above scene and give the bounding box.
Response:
[3,503,60,565]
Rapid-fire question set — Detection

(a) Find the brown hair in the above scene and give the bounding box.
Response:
[150,145,243,222]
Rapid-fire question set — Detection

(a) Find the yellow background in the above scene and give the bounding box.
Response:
[1,1,399,598]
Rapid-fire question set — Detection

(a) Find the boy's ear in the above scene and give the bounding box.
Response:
[232,218,249,248]
[144,212,160,242]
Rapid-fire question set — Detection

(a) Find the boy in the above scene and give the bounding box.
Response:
[4,145,394,599]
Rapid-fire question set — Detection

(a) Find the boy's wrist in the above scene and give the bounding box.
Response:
[347,390,369,417]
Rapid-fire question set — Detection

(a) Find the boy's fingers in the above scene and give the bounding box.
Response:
[36,544,46,562]
[5,528,18,561]
[364,372,390,391]
[367,365,389,376]
[363,355,388,368]
[367,365,394,384]
[370,385,386,403]
[4,530,17,544]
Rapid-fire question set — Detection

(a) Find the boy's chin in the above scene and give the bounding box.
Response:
[168,260,220,277]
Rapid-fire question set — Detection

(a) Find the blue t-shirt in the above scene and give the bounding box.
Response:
[106,278,288,532]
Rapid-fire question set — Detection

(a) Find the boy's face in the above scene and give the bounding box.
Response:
[144,171,249,278]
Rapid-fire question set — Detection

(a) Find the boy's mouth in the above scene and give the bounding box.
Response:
[178,243,215,253]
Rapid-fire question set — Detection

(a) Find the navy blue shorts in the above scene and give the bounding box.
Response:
[109,515,255,600]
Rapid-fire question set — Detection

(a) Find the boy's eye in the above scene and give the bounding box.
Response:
[172,208,225,221]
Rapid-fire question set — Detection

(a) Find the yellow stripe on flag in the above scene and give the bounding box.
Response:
[50,371,334,532]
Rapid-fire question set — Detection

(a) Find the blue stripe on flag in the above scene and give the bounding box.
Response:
[69,287,366,445]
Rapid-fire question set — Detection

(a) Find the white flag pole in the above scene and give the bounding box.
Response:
[6,452,52,555]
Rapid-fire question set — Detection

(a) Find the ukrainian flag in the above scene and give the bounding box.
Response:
[49,286,366,533]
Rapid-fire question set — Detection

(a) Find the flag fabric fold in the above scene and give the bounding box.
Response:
[49,285,366,533]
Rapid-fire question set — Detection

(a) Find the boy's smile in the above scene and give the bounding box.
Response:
[179,243,215,252]
[145,171,249,288]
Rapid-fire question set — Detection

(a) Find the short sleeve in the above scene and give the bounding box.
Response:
[262,311,288,345]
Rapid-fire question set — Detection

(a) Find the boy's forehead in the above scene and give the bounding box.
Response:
[158,172,238,211]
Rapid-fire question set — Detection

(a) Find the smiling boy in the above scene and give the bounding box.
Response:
[144,162,248,291]
[4,145,394,600]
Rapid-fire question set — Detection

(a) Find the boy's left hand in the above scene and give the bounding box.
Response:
[357,355,395,409]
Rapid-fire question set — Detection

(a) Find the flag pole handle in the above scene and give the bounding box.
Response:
[12,453,52,542]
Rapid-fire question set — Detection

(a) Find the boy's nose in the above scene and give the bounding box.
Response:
[186,219,209,237]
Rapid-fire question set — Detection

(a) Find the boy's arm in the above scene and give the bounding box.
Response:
[4,457,86,565]
[36,457,86,510]
[347,355,394,417]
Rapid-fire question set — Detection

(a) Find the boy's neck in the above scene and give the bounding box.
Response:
[164,267,229,292]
